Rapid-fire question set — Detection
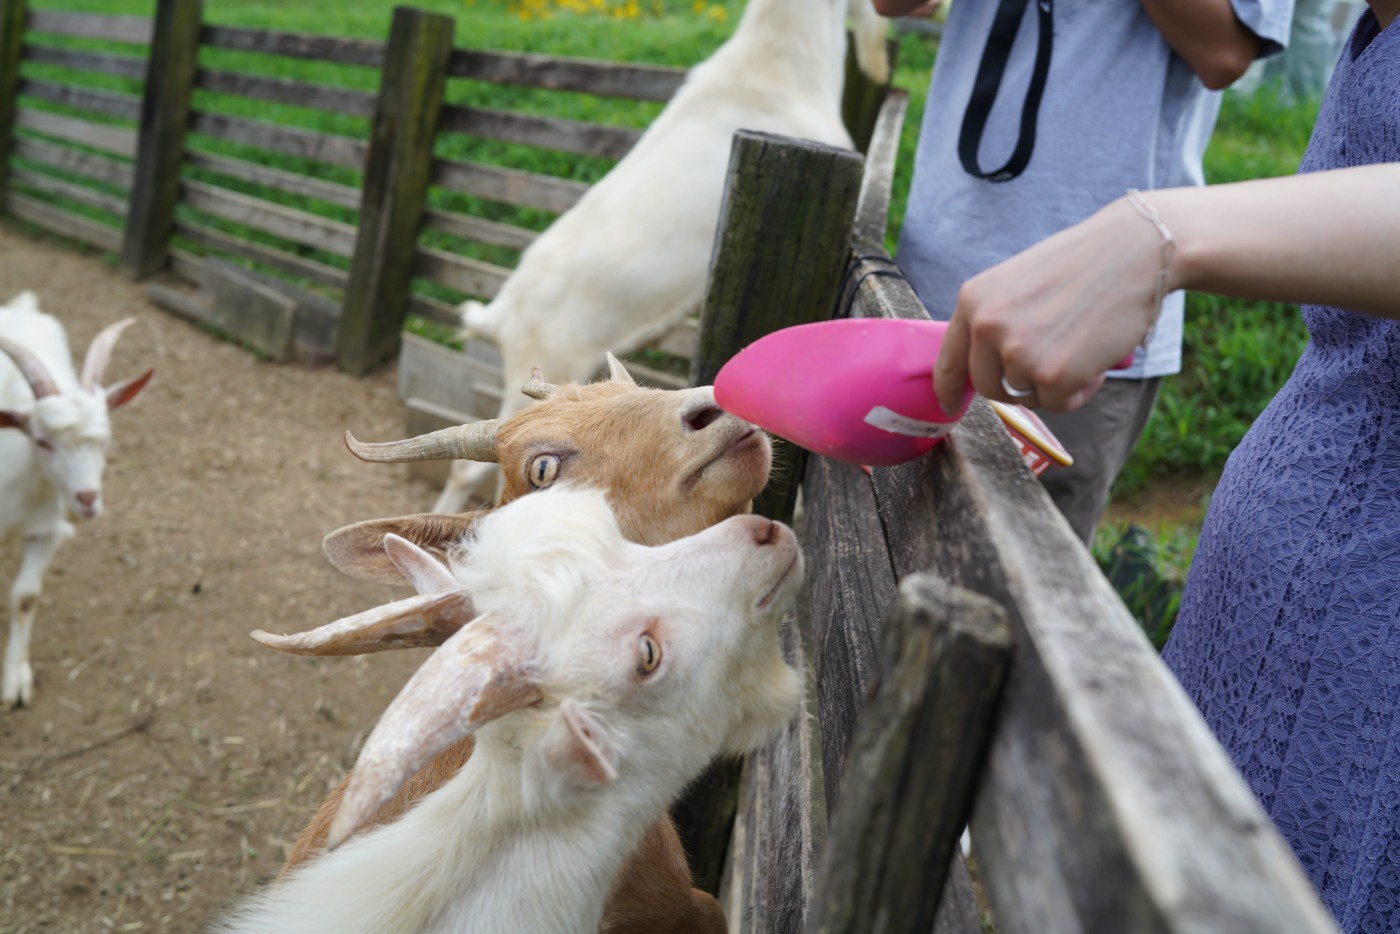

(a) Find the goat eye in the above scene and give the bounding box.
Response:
[636,633,662,676]
[527,453,560,489]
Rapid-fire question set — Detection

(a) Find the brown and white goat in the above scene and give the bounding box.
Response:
[265,356,772,932]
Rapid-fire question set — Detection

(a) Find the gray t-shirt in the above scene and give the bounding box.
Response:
[896,0,1293,378]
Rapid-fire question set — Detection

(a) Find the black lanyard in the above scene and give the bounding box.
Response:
[957,0,1055,183]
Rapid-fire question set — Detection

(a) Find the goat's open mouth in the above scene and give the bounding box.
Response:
[755,552,800,611]
[685,428,761,486]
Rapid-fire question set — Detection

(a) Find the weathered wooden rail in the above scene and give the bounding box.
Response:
[677,125,1341,934]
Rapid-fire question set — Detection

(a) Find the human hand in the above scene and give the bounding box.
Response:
[932,196,1167,414]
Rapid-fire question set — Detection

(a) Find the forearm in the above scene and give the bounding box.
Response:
[1138,0,1262,89]
[1152,165,1400,318]
[871,0,938,17]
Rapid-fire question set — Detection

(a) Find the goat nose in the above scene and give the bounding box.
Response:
[683,404,725,432]
[75,490,97,508]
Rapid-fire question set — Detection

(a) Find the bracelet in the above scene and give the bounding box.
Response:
[1125,187,1176,346]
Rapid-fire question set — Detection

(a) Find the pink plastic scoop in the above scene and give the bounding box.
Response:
[714,318,975,466]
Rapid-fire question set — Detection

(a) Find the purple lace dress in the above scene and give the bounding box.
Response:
[1162,12,1400,931]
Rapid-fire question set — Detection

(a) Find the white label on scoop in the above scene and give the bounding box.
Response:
[863,406,956,439]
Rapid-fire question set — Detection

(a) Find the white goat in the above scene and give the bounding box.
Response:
[0,292,153,707]
[223,487,803,934]
[442,0,885,511]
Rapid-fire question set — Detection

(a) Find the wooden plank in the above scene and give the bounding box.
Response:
[14,107,137,157]
[18,78,142,121]
[10,166,128,217]
[430,156,585,215]
[180,180,358,257]
[202,258,299,362]
[853,88,907,247]
[122,0,202,280]
[174,218,349,291]
[396,332,479,420]
[675,130,866,900]
[412,246,508,300]
[199,25,385,68]
[21,43,147,80]
[438,103,640,160]
[12,136,134,188]
[188,111,368,170]
[185,150,361,209]
[805,575,1012,934]
[447,47,685,101]
[26,10,153,45]
[841,36,895,155]
[5,190,122,251]
[855,271,1338,932]
[337,7,454,375]
[0,0,26,193]
[406,291,464,330]
[421,206,536,251]
[196,68,376,118]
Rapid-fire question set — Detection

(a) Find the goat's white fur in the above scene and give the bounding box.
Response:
[0,292,150,707]
[441,0,883,511]
[220,488,802,933]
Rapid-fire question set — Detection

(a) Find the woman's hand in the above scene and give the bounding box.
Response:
[933,196,1166,415]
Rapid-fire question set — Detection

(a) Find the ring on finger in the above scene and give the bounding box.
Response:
[1000,374,1036,399]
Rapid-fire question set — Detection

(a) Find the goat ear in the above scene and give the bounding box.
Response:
[0,409,31,435]
[383,533,458,594]
[323,512,484,584]
[105,368,154,411]
[542,699,619,786]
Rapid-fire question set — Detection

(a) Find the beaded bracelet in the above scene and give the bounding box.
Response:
[1125,187,1176,347]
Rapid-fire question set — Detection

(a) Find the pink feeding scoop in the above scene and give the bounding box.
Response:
[714,318,975,466]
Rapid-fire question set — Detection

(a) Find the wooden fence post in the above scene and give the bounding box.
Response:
[121,0,201,279]
[0,0,27,195]
[680,129,865,896]
[336,5,453,376]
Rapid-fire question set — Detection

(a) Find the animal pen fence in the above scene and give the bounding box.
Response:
[0,2,1340,932]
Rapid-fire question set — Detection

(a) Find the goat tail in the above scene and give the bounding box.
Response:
[457,298,502,344]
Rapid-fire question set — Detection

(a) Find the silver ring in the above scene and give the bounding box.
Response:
[1000,374,1036,399]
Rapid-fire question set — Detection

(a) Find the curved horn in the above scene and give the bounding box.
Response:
[345,420,501,465]
[0,337,60,399]
[606,352,637,386]
[81,317,136,391]
[251,589,476,656]
[327,621,542,848]
[520,367,557,401]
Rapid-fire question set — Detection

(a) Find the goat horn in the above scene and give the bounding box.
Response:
[0,337,60,399]
[606,352,637,386]
[344,420,501,465]
[327,621,542,849]
[520,367,556,401]
[81,317,136,390]
[251,589,476,656]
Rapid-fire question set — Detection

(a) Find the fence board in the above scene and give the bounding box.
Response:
[448,47,685,101]
[421,206,536,250]
[185,150,361,209]
[21,43,146,80]
[18,78,141,121]
[188,111,367,169]
[438,103,640,160]
[14,107,138,157]
[12,135,133,188]
[430,156,585,214]
[853,88,907,246]
[406,291,467,329]
[175,218,349,291]
[5,190,121,251]
[0,0,25,191]
[180,180,358,257]
[412,246,508,300]
[10,166,128,216]
[196,68,377,118]
[27,10,153,44]
[200,25,385,67]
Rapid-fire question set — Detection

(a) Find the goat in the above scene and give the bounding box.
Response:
[221,487,803,934]
[440,0,882,511]
[272,355,773,932]
[0,292,153,708]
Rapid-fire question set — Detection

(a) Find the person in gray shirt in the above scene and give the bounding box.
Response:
[875,0,1293,543]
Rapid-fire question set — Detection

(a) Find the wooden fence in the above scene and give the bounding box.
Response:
[0,0,886,379]
[675,126,1342,933]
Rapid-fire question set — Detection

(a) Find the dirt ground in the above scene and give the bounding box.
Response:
[0,224,443,932]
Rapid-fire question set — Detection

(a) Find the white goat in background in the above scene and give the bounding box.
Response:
[222,487,803,934]
[0,292,153,707]
[443,0,887,512]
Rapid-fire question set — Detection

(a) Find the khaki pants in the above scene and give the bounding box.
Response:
[1035,377,1162,546]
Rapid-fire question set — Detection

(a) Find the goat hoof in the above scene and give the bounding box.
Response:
[2,662,34,708]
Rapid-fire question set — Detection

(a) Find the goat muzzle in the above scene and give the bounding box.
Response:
[344,420,502,464]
